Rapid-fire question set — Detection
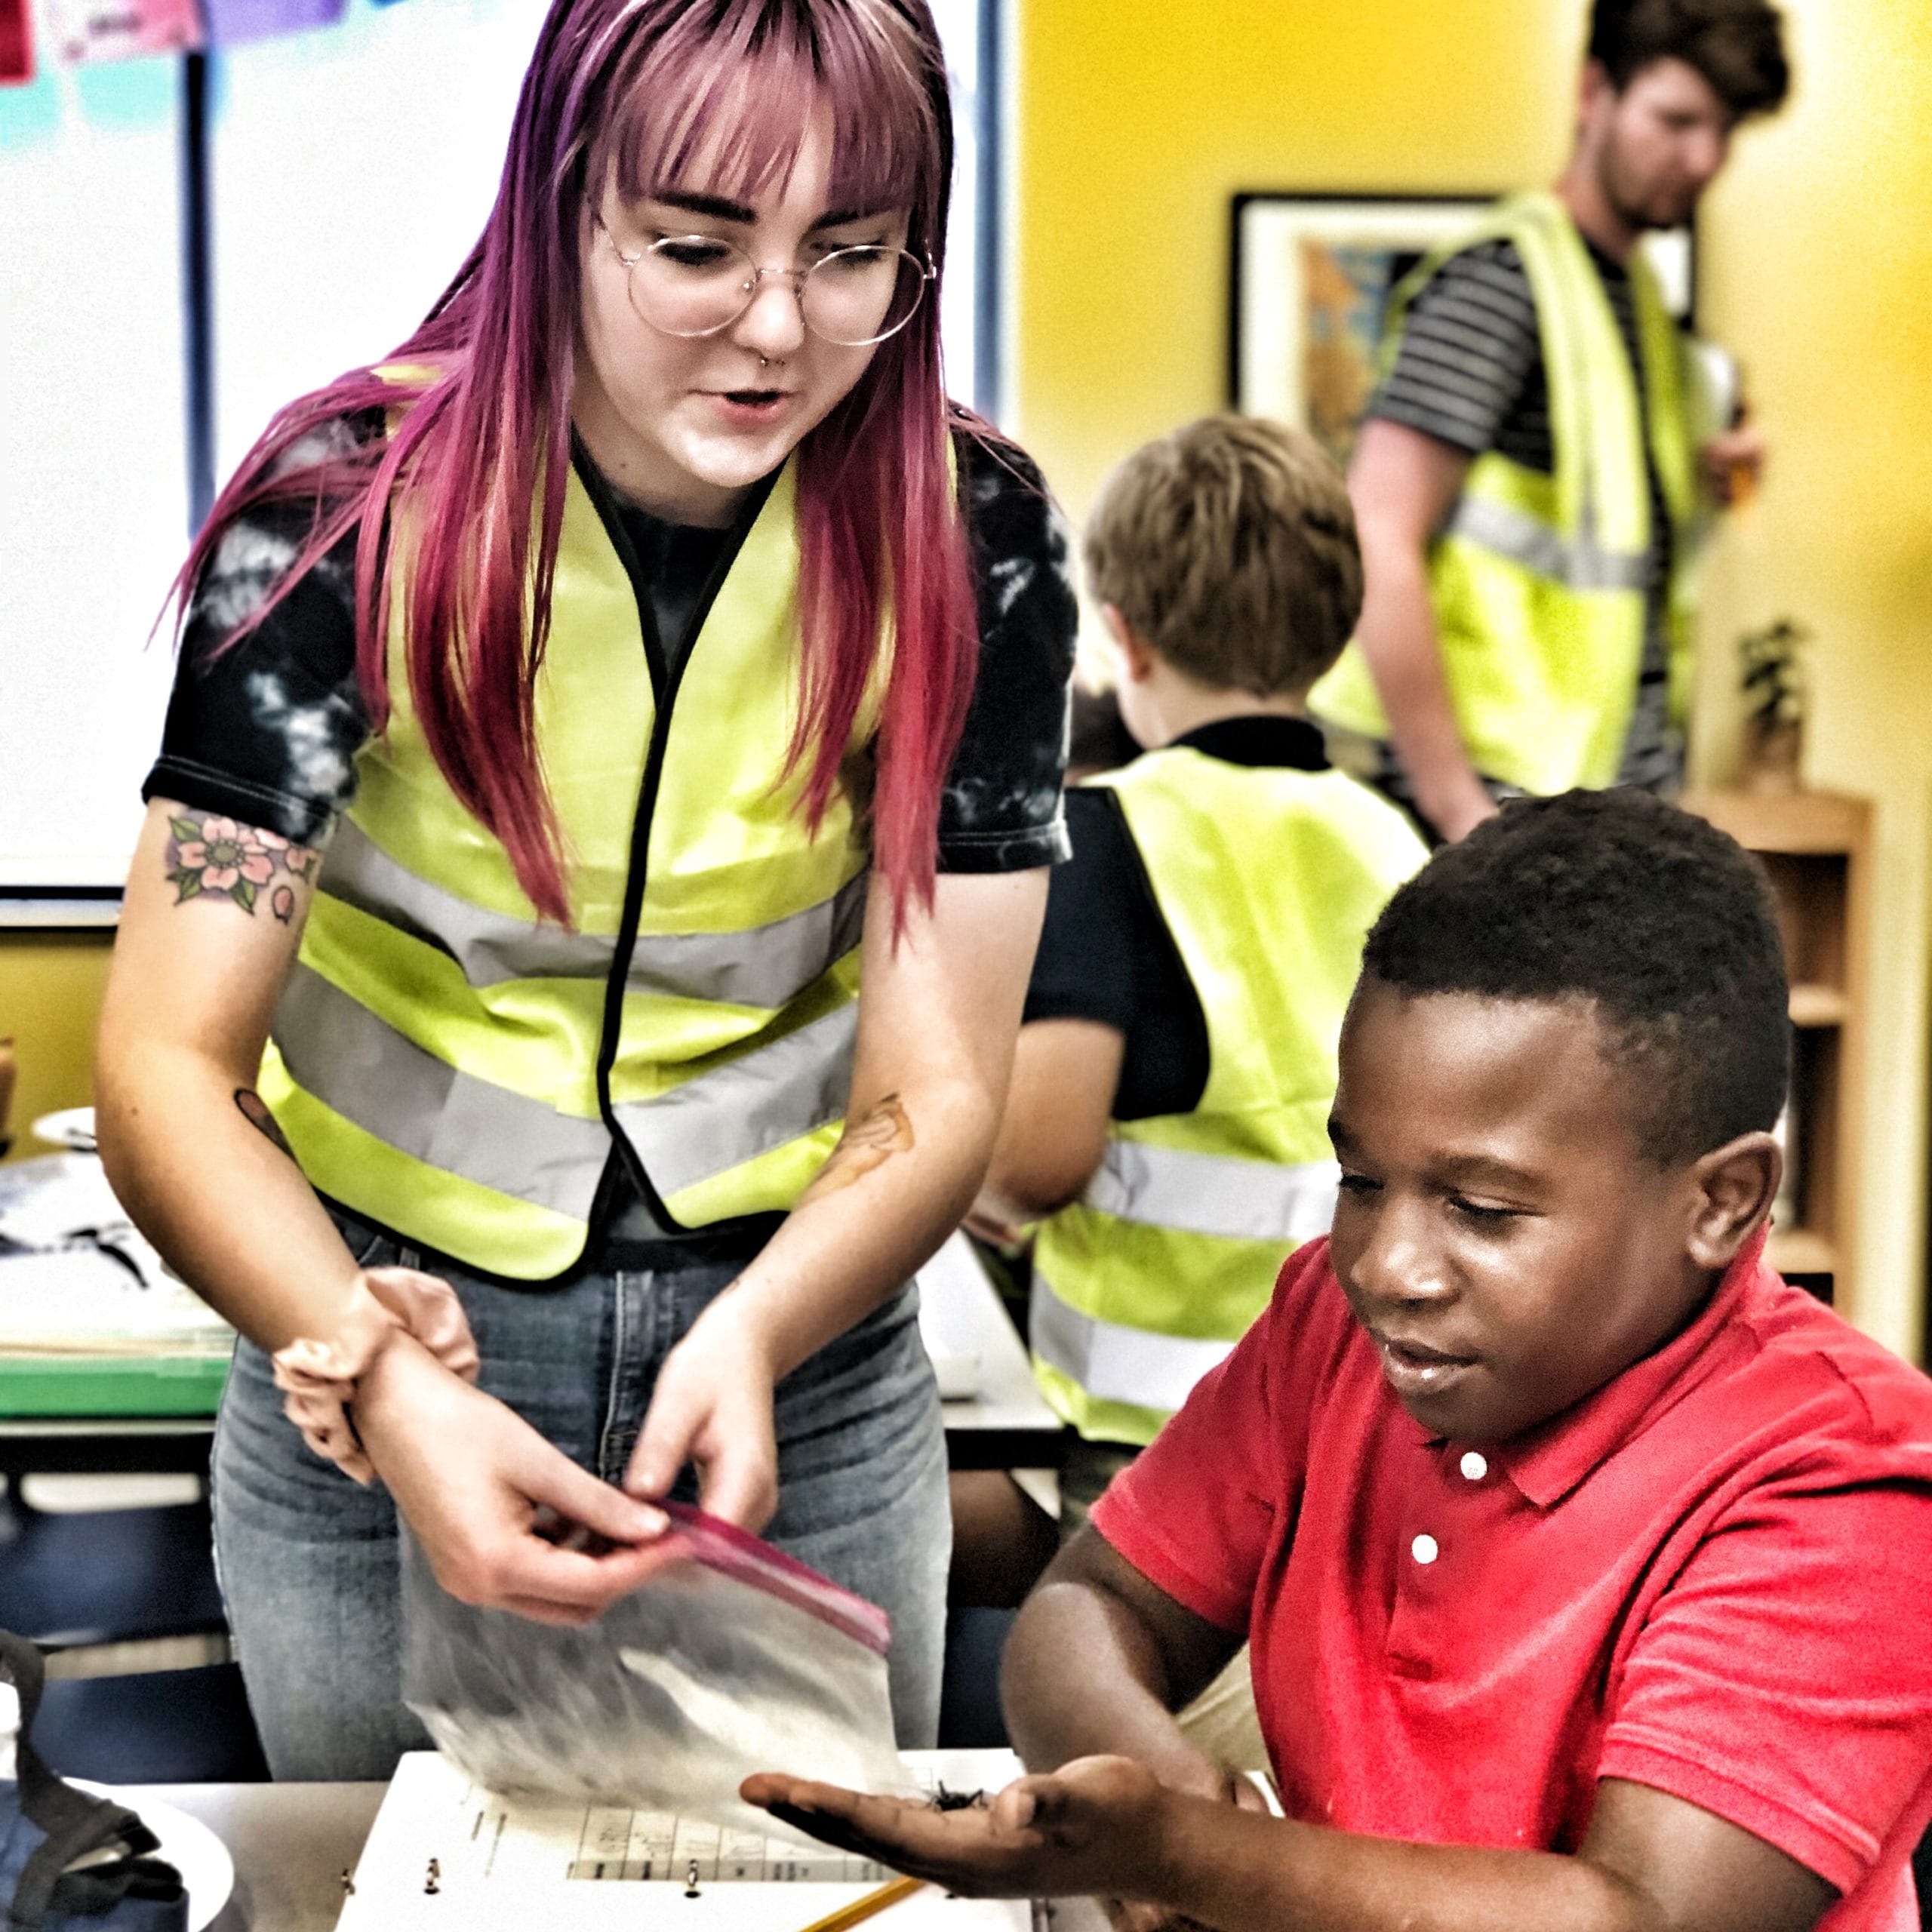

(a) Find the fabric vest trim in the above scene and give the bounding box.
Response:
[1084,1140,1343,1245]
[263,455,887,1281]
[1031,1275,1238,1417]
[318,814,870,1005]
[1311,192,1699,795]
[1029,749,1426,1446]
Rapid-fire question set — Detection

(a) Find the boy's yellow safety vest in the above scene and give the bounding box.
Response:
[1029,748,1426,1446]
[260,456,884,1281]
[1312,192,1698,795]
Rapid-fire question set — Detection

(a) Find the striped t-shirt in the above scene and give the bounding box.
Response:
[1367,234,1679,795]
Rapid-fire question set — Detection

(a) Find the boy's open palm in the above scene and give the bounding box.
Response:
[743,1758,1168,1902]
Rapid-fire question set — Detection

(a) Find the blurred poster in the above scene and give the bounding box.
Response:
[1297,242,1393,471]
[45,0,203,63]
[0,0,32,83]
[201,0,346,40]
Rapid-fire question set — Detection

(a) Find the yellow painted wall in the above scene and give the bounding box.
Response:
[0,934,114,1163]
[1012,0,1932,1358]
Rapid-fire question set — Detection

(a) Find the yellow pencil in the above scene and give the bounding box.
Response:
[794,1873,928,1932]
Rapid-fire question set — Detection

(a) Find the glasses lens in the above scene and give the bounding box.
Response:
[629,235,757,337]
[800,247,928,346]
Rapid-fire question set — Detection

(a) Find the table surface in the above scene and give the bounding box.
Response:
[920,1235,1060,1453]
[131,1761,1108,1932]
[131,1781,383,1932]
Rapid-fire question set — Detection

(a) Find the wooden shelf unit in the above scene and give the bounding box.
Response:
[1680,790,1871,1310]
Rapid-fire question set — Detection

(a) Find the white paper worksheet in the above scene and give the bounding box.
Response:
[337,1750,1038,1932]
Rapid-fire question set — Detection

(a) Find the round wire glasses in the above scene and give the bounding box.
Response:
[601,223,936,348]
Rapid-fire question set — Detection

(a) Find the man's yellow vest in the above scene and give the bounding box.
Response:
[259,456,885,1281]
[1029,747,1426,1446]
[1311,191,1698,795]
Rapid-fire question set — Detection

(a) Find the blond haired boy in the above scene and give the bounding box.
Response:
[975,415,1426,1526]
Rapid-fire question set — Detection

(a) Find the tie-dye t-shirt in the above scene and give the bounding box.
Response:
[144,429,1078,875]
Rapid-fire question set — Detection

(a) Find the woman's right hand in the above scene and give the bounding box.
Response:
[352,1334,674,1626]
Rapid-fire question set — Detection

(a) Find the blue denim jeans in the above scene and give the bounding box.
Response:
[211,1212,950,1780]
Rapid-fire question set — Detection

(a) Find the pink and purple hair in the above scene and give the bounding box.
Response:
[175,0,980,929]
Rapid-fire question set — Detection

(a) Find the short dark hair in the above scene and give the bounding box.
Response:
[1083,415,1363,699]
[1360,790,1790,1164]
[1589,0,1791,120]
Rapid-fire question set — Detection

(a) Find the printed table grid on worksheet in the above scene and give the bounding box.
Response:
[565,1799,888,1884]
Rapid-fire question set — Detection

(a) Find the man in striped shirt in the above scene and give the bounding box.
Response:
[1330,0,1789,842]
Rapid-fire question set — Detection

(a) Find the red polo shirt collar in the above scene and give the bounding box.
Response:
[1465,1228,1770,1510]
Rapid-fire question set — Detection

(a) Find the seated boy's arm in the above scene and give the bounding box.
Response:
[746,1755,1835,1932]
[1000,1524,1247,1802]
[971,1018,1124,1236]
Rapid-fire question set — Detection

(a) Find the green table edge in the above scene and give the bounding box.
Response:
[0,1352,232,1417]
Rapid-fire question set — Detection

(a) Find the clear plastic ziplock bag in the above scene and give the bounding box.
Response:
[400,1504,918,1838]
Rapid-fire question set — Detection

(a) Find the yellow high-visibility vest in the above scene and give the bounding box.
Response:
[1030,746,1426,1446]
[260,456,888,1281]
[1312,192,1698,795]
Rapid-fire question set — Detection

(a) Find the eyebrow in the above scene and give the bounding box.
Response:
[1326,1118,1543,1192]
[1436,1152,1544,1192]
[648,189,888,233]
[649,190,756,223]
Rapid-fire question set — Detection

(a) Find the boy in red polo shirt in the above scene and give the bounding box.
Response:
[748,790,1932,1932]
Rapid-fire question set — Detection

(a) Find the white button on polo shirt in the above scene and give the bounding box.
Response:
[1411,1534,1439,1565]
[1460,1451,1488,1481]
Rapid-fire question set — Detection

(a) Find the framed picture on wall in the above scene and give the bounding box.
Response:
[1228,191,1696,470]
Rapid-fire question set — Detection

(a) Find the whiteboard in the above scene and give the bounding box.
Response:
[0,56,190,890]
[209,0,544,488]
[0,0,544,893]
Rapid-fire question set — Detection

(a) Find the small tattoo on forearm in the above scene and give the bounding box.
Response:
[165,813,317,918]
[235,1088,296,1161]
[813,1094,915,1198]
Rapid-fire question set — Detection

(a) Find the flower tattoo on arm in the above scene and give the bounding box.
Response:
[165,814,318,921]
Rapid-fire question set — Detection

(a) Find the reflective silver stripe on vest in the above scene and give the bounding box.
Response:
[320,820,866,1007]
[1444,494,1649,593]
[272,964,608,1220]
[626,874,866,1008]
[1030,1269,1235,1414]
[612,1001,857,1201]
[321,820,603,986]
[1084,1141,1340,1245]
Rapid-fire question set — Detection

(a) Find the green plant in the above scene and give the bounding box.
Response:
[1739,618,1809,729]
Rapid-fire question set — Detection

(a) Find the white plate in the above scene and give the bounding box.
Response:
[72,1780,235,1932]
[29,1106,97,1152]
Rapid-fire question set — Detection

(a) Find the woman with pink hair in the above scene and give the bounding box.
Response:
[96,0,1075,1779]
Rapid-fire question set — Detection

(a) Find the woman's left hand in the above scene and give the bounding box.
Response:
[623,1292,780,1531]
